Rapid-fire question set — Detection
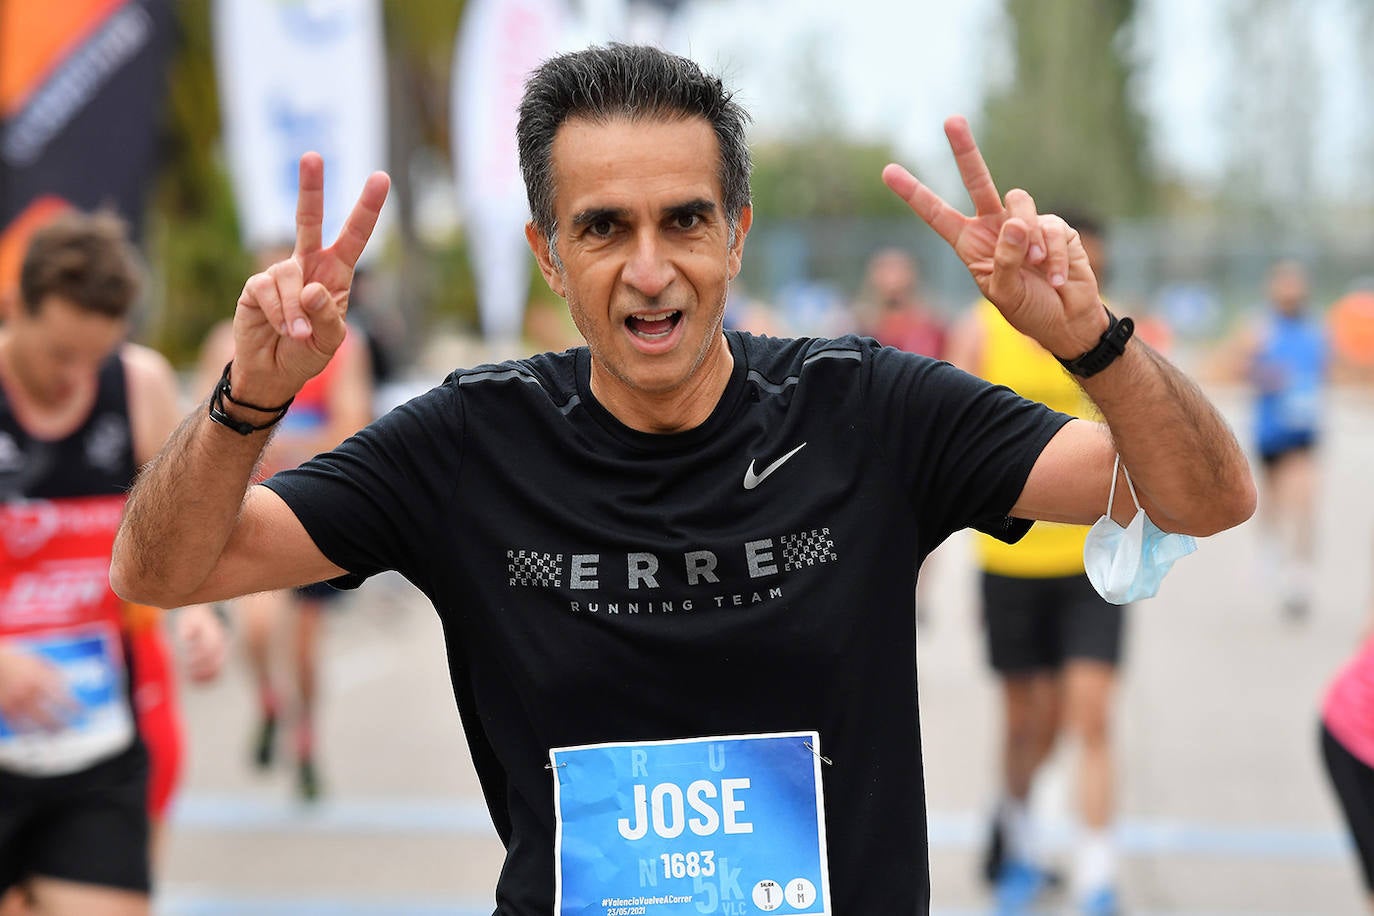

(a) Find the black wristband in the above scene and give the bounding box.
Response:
[216,361,294,412]
[207,362,293,436]
[1057,308,1135,378]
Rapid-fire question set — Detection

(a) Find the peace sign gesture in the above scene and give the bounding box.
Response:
[231,153,391,405]
[882,116,1107,360]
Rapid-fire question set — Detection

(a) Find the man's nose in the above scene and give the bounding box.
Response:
[621,230,674,299]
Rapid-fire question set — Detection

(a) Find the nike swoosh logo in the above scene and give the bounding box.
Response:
[743,442,807,490]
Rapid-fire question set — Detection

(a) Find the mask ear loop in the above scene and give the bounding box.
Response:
[1106,454,1121,516]
[1106,454,1140,517]
[1122,461,1139,510]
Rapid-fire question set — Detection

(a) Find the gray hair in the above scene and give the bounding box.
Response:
[518,44,752,252]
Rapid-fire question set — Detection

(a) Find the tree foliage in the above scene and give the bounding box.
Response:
[144,0,251,365]
[750,140,913,221]
[977,0,1154,218]
[1221,0,1317,225]
[747,35,913,221]
[145,0,472,365]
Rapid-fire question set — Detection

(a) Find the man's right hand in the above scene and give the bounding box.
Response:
[0,646,76,732]
[230,153,390,407]
[175,604,229,684]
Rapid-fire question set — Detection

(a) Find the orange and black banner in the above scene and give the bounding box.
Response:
[0,0,171,300]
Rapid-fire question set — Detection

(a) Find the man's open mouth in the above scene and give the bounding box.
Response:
[626,311,683,339]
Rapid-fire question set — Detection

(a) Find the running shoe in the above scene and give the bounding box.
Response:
[982,811,1005,885]
[1079,885,1120,915]
[298,756,322,802]
[994,859,1052,913]
[252,712,277,770]
[983,812,1063,889]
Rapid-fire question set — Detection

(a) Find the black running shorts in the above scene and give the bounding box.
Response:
[0,742,150,894]
[981,572,1125,673]
[1322,721,1374,892]
[1259,433,1317,470]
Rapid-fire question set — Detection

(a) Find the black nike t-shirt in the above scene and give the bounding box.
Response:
[265,331,1071,914]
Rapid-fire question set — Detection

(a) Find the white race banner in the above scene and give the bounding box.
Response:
[213,0,389,261]
[451,0,567,346]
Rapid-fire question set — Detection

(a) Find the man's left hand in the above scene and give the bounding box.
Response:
[882,116,1108,360]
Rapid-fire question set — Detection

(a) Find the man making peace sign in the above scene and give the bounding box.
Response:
[113,44,1253,916]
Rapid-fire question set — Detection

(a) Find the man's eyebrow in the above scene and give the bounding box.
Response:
[570,206,628,229]
[665,199,717,219]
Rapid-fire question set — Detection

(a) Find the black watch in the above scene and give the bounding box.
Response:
[1056,308,1135,378]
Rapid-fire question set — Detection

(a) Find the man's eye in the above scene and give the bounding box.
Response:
[673,213,701,230]
[588,219,615,237]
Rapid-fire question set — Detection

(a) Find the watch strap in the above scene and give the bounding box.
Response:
[1057,308,1135,378]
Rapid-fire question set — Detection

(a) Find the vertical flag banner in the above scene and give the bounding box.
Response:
[212,0,388,261]
[0,0,172,299]
[451,0,566,347]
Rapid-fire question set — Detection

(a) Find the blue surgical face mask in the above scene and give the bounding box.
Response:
[1083,456,1197,605]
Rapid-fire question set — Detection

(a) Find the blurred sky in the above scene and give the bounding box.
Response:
[667,0,1368,204]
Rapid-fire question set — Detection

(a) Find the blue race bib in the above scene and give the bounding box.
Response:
[0,626,134,775]
[551,731,831,916]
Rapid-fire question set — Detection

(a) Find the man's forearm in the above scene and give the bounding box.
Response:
[1080,338,1256,534]
[111,402,274,607]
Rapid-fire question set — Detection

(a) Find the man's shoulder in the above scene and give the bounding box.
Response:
[439,347,581,408]
[119,342,179,399]
[734,331,962,407]
[732,330,872,378]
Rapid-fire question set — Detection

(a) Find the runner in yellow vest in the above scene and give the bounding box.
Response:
[946,211,1124,915]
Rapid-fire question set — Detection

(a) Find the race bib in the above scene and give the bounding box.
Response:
[551,732,831,916]
[0,624,134,776]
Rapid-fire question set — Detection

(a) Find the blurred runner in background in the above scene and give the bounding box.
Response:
[856,247,947,359]
[1320,552,1374,912]
[855,247,948,624]
[947,210,1126,915]
[198,248,373,801]
[1215,261,1329,619]
[0,211,225,916]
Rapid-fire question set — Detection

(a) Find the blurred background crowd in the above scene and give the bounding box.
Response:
[5,0,1374,382]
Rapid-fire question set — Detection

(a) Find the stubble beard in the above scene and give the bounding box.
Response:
[565,280,730,398]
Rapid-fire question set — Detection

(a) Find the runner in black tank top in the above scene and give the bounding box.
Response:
[0,351,155,900]
[1,210,226,916]
[1,353,138,497]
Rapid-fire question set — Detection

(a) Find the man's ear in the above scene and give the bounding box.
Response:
[525,222,566,299]
[727,205,753,280]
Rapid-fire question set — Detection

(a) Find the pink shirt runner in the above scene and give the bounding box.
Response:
[1324,635,1374,768]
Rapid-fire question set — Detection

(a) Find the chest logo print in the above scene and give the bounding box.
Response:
[743,442,807,490]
